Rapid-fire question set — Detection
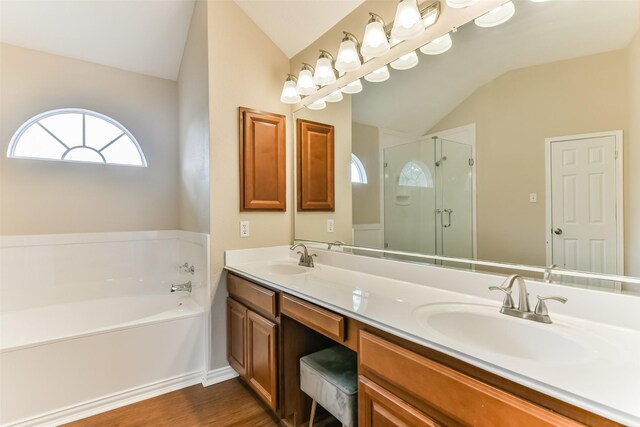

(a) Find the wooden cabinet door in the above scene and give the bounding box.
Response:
[359,376,441,427]
[227,298,247,377]
[239,107,286,211]
[247,310,278,410]
[296,119,335,211]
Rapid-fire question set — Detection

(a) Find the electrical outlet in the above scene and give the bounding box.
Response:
[529,193,537,203]
[240,220,250,238]
[327,219,335,233]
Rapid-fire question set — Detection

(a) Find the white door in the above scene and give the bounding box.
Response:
[549,134,619,274]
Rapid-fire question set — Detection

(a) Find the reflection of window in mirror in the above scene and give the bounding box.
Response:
[399,161,433,188]
[351,153,367,184]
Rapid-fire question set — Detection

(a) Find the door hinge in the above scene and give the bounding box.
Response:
[615,151,618,160]
[469,158,475,166]
[384,242,389,248]
[384,162,388,168]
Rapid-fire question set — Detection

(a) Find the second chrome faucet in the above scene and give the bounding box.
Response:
[290,243,317,268]
[489,274,567,324]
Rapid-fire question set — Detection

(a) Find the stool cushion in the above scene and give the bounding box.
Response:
[300,345,358,427]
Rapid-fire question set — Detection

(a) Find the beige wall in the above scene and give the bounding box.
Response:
[294,103,353,244]
[627,30,640,277]
[352,122,380,225]
[429,50,629,269]
[178,0,210,233]
[0,43,179,234]
[207,0,292,370]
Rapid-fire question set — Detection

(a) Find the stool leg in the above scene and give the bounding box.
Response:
[309,400,317,427]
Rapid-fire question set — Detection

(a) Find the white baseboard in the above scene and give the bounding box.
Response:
[7,371,204,427]
[202,365,239,387]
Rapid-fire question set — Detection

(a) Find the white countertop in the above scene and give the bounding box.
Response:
[225,246,640,426]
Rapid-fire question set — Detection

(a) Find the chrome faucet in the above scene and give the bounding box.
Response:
[543,264,558,283]
[489,274,567,324]
[290,243,317,268]
[171,281,192,293]
[327,240,345,250]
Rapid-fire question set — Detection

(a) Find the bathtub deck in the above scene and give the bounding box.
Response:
[63,378,279,426]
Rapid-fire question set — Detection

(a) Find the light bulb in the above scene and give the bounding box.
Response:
[340,78,363,94]
[296,64,317,96]
[361,13,390,58]
[313,51,336,86]
[422,5,439,28]
[445,0,479,8]
[307,98,327,110]
[365,65,390,83]
[419,33,452,55]
[335,32,362,72]
[474,1,515,28]
[390,50,419,70]
[391,0,423,41]
[279,75,300,104]
[325,90,344,103]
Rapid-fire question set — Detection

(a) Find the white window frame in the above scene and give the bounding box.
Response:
[351,153,368,184]
[7,108,147,167]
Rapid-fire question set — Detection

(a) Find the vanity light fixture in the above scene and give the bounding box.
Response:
[307,98,327,110]
[325,90,344,103]
[361,13,390,58]
[279,74,301,104]
[474,1,515,28]
[313,50,337,86]
[419,32,452,55]
[365,65,391,82]
[529,0,550,2]
[335,32,362,73]
[391,0,424,41]
[296,63,317,96]
[445,0,479,8]
[340,78,363,94]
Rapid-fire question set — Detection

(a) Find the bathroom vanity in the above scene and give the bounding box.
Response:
[225,246,640,427]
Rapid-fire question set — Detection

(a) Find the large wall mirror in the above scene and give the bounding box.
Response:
[293,0,640,293]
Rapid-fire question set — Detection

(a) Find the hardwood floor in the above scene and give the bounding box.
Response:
[64,379,280,427]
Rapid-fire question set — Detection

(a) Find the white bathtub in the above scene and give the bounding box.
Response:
[1,295,204,426]
[0,231,210,427]
[1,294,201,352]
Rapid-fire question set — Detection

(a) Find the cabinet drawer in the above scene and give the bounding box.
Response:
[359,331,582,427]
[359,376,441,427]
[228,274,277,318]
[281,294,345,342]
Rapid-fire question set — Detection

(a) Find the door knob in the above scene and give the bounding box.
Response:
[553,228,563,235]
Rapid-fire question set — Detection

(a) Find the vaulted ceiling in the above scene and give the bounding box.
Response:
[0,0,363,80]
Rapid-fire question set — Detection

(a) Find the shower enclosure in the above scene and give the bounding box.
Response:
[383,136,475,262]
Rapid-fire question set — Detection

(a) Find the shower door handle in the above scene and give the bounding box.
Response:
[443,209,453,228]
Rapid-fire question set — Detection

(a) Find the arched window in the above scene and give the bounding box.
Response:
[351,153,368,184]
[7,109,147,167]
[399,160,433,188]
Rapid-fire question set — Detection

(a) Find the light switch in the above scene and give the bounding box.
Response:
[529,193,537,203]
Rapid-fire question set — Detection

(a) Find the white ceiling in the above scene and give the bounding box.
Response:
[353,0,640,136]
[234,0,365,58]
[0,0,195,80]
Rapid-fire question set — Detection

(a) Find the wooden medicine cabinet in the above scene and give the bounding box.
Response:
[296,119,335,211]
[239,107,286,211]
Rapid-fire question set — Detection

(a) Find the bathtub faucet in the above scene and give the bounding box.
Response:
[171,281,192,293]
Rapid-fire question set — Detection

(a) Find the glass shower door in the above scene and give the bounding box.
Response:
[383,139,436,258]
[435,138,473,260]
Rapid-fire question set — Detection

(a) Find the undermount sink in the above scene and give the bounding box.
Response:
[412,303,594,364]
[251,262,310,276]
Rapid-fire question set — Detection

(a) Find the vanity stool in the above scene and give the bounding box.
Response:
[300,345,358,427]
